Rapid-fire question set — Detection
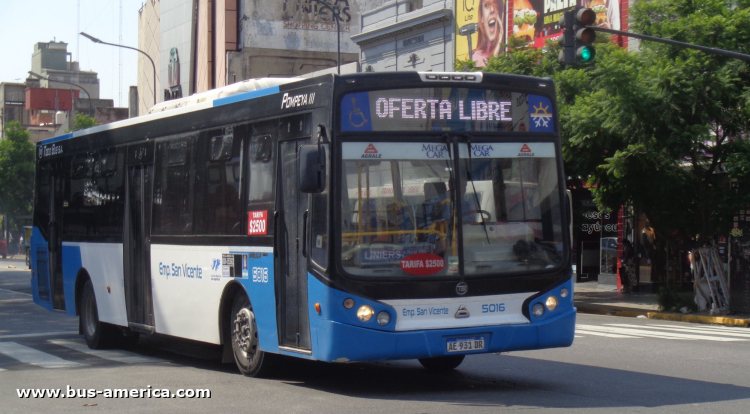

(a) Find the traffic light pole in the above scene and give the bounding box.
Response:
[590,27,750,63]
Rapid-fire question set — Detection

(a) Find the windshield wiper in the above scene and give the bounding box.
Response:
[443,134,456,255]
[464,139,491,245]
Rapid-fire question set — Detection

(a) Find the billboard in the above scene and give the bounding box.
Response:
[455,0,509,68]
[455,0,622,67]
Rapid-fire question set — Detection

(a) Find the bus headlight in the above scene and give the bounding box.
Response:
[560,288,569,298]
[532,303,545,317]
[546,296,558,311]
[376,311,390,326]
[357,305,375,322]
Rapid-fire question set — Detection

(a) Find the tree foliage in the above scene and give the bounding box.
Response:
[461,0,750,242]
[0,122,35,227]
[70,113,99,131]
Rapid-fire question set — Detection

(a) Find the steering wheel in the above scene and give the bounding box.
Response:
[463,210,491,221]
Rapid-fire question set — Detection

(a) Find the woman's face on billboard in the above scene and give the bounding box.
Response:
[481,0,502,44]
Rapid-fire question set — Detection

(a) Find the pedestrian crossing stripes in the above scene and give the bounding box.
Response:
[0,342,87,369]
[576,323,750,342]
[0,338,166,371]
[48,339,165,364]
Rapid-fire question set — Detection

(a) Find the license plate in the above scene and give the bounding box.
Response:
[446,336,485,353]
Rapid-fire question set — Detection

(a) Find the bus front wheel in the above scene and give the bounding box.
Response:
[418,355,465,371]
[230,292,275,377]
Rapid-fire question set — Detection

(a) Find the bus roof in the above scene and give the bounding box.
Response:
[39,77,303,146]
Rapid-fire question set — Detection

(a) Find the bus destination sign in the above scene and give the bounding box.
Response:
[341,88,554,133]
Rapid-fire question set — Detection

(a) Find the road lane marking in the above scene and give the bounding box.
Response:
[0,332,78,340]
[0,288,32,297]
[48,339,165,364]
[575,329,639,338]
[577,324,744,341]
[612,324,750,338]
[0,298,32,304]
[652,324,750,334]
[0,342,86,368]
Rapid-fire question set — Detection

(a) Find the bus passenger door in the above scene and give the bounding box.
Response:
[47,160,66,311]
[276,139,312,350]
[123,144,155,329]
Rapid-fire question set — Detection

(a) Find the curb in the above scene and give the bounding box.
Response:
[576,306,750,328]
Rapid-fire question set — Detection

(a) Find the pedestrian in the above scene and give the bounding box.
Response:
[0,239,6,259]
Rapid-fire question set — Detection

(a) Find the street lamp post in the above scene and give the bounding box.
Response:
[310,0,342,74]
[28,70,93,117]
[80,32,157,106]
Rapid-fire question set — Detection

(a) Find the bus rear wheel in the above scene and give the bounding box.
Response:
[230,292,275,377]
[80,280,112,349]
[418,355,465,371]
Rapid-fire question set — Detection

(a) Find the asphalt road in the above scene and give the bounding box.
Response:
[2,257,750,413]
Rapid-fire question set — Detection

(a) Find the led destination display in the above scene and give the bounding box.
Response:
[341,88,555,133]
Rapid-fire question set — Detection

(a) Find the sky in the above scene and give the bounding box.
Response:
[0,0,143,108]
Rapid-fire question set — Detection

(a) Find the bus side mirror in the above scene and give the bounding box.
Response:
[299,144,327,193]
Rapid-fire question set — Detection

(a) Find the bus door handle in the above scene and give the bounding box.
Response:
[302,210,309,258]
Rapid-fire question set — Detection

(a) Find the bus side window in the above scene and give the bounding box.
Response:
[153,136,196,235]
[247,134,275,236]
[194,129,243,235]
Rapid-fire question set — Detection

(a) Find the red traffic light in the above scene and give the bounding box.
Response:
[576,8,597,26]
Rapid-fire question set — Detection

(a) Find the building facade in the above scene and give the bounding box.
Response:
[138,0,388,113]
[1,41,121,142]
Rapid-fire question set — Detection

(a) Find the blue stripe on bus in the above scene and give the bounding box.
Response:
[213,86,281,107]
[307,274,575,362]
[40,132,74,145]
[61,245,83,316]
[30,227,52,310]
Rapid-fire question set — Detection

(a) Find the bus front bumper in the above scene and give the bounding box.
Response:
[309,307,576,363]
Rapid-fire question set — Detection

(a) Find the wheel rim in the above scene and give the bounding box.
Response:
[233,308,259,366]
[83,292,97,337]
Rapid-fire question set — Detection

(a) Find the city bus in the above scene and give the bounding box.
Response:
[30,71,575,376]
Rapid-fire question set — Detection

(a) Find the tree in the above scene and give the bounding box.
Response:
[461,0,750,245]
[70,113,99,131]
[0,121,35,238]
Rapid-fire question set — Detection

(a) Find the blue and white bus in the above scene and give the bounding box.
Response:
[30,72,575,376]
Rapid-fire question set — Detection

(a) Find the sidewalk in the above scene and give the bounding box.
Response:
[574,281,750,327]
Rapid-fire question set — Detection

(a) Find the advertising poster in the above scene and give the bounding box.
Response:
[457,0,623,64]
[455,0,509,68]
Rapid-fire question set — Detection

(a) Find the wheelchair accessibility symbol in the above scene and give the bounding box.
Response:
[348,98,368,128]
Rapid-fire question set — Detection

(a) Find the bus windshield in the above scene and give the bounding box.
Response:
[340,141,565,278]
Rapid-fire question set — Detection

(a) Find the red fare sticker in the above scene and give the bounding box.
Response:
[247,211,268,235]
[400,253,446,276]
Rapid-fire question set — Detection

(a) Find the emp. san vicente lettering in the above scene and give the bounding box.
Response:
[159,262,203,279]
[402,307,450,318]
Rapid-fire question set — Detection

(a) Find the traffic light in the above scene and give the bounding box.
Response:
[574,8,597,64]
[558,8,597,66]
[558,11,575,65]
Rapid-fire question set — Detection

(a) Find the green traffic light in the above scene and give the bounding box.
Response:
[581,47,592,61]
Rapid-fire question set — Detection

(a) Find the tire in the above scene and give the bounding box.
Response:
[230,292,275,377]
[418,355,465,371]
[80,280,112,349]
